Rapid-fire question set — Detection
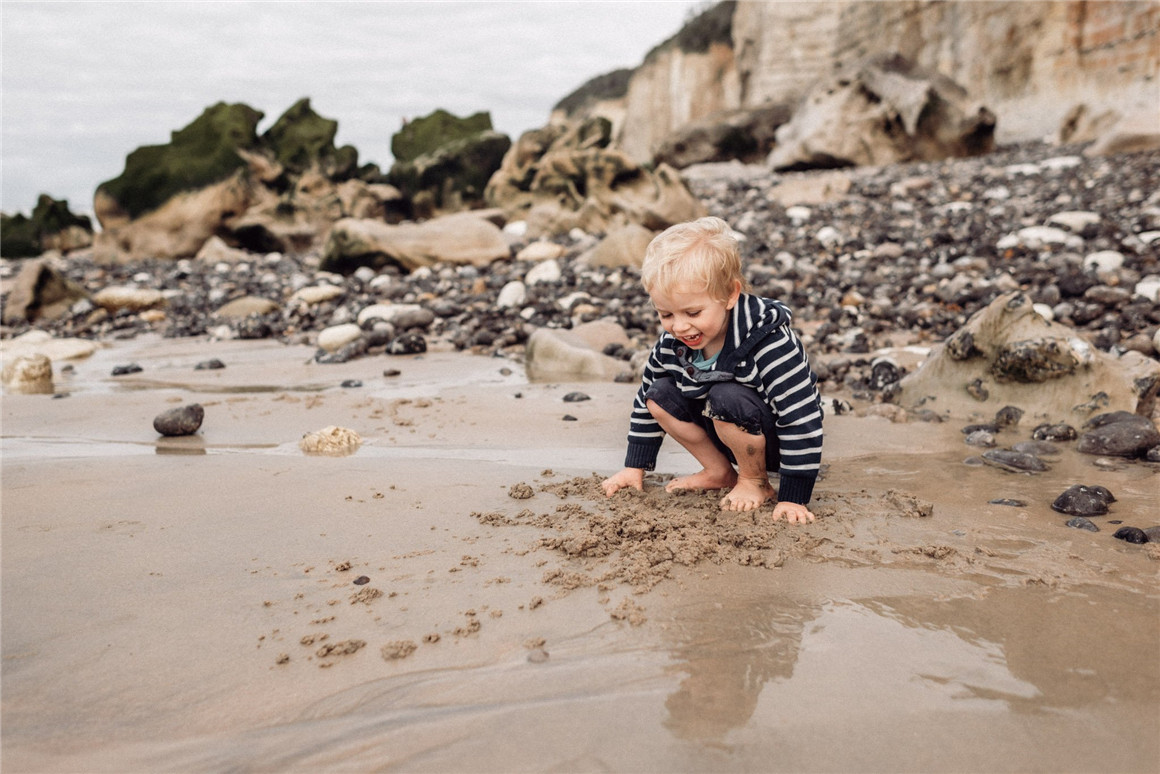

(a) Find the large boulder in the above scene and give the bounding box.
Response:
[390,109,494,162]
[769,53,996,171]
[320,210,510,274]
[388,127,511,212]
[261,98,359,177]
[95,102,264,224]
[1,256,90,324]
[897,292,1160,423]
[525,320,631,381]
[0,195,93,258]
[653,104,792,169]
[486,117,704,238]
[93,171,256,262]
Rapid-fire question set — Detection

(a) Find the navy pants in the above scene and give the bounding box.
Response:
[644,376,781,472]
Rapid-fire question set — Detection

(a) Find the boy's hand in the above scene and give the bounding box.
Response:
[602,467,644,497]
[772,501,815,524]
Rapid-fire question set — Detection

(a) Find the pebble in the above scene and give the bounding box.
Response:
[1077,412,1160,458]
[1065,517,1100,532]
[194,358,225,370]
[112,363,143,376]
[1012,440,1062,456]
[153,403,204,436]
[988,498,1027,507]
[980,449,1048,473]
[1032,423,1077,442]
[562,392,590,402]
[1050,484,1115,516]
[353,576,370,585]
[1112,526,1149,544]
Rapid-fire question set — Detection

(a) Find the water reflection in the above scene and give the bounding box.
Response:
[662,584,1159,743]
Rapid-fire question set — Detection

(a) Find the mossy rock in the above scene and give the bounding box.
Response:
[96,102,263,219]
[387,131,511,209]
[391,109,494,163]
[1,194,93,258]
[262,98,357,175]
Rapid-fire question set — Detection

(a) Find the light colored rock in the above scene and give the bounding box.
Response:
[496,281,527,309]
[93,171,255,262]
[214,296,279,318]
[290,284,344,306]
[1084,112,1160,157]
[1134,276,1160,302]
[1046,211,1100,234]
[578,223,655,269]
[195,236,251,264]
[0,330,100,362]
[1,353,54,394]
[525,259,561,285]
[299,425,362,456]
[316,323,363,352]
[996,226,1082,251]
[898,291,1160,421]
[1,257,91,324]
[321,211,511,273]
[768,172,853,207]
[525,321,630,381]
[516,240,566,262]
[1083,250,1125,275]
[357,303,422,326]
[769,54,995,171]
[92,285,165,312]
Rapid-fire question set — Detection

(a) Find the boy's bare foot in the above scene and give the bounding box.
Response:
[666,468,738,493]
[720,476,775,511]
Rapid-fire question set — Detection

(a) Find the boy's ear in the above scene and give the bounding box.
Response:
[726,279,743,309]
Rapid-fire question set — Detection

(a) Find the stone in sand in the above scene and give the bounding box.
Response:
[1077,412,1160,458]
[1033,423,1077,442]
[1065,517,1100,532]
[1112,527,1148,544]
[980,449,1048,473]
[153,404,205,436]
[299,426,362,456]
[1051,484,1115,517]
[2,353,54,395]
[1012,440,1061,456]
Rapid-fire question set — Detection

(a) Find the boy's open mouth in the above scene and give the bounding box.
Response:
[680,333,703,347]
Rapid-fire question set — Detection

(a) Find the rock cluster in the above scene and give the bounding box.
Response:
[2,142,1157,396]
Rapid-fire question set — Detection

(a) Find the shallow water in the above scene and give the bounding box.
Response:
[3,336,1158,772]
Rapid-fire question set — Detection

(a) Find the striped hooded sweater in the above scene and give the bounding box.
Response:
[624,293,824,505]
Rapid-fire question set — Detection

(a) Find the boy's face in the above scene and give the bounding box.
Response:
[649,280,741,358]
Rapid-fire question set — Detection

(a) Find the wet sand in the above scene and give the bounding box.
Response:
[2,335,1158,773]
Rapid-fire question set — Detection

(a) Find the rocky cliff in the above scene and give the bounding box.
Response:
[560,0,1158,162]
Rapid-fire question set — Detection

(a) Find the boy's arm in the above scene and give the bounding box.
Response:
[752,325,824,505]
[623,342,668,471]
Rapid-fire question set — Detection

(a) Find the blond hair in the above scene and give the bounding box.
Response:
[640,216,750,302]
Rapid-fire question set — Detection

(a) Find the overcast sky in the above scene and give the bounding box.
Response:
[1,0,702,218]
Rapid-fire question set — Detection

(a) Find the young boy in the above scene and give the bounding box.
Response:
[601,216,823,523]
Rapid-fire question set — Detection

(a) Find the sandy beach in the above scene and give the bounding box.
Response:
[2,334,1157,773]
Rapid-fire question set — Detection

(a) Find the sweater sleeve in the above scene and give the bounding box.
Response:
[748,325,824,504]
[623,342,667,470]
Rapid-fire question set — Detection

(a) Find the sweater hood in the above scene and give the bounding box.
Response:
[719,294,792,367]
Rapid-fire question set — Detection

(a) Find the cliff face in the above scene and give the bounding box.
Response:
[594,0,1158,162]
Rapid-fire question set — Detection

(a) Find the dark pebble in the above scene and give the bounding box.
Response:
[112,363,143,376]
[153,403,205,437]
[562,415,578,421]
[989,498,1027,507]
[194,358,226,370]
[981,449,1048,473]
[1112,526,1148,544]
[562,392,590,402]
[383,368,401,377]
[994,406,1024,427]
[1143,526,1160,542]
[1050,484,1114,516]
[1012,440,1061,456]
[353,575,370,585]
[963,423,1000,435]
[1065,517,1100,532]
[1077,413,1160,458]
[387,331,427,355]
[340,379,363,388]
